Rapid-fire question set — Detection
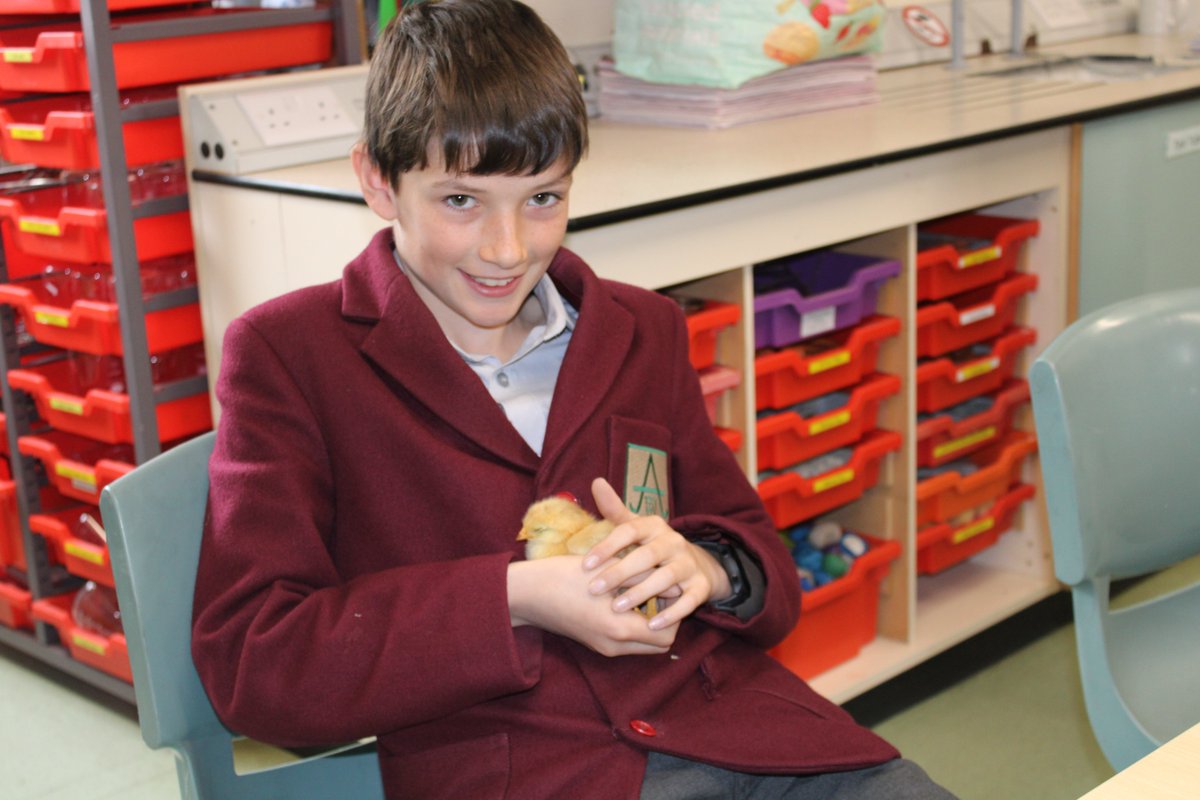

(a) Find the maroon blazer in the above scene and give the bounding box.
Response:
[192,228,897,798]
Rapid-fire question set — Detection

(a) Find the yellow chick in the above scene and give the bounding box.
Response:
[516,494,657,618]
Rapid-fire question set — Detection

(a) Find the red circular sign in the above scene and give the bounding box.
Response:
[902,6,950,48]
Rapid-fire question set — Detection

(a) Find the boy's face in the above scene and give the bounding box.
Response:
[355,145,572,359]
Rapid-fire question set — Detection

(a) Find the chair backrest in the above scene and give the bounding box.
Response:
[101,431,221,748]
[100,431,384,799]
[1029,287,1200,586]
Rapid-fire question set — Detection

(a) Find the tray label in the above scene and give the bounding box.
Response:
[55,463,97,490]
[33,310,70,328]
[933,425,997,459]
[799,307,837,340]
[18,218,62,237]
[64,540,105,565]
[9,126,45,141]
[955,356,1000,383]
[3,49,35,64]
[71,632,108,655]
[958,303,996,326]
[808,349,851,375]
[813,467,855,493]
[809,409,851,436]
[49,396,85,415]
[952,515,995,544]
[958,245,1002,269]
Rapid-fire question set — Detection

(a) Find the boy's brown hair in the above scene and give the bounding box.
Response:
[363,0,588,186]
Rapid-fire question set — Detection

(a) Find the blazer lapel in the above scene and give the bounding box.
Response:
[542,251,635,458]
[345,230,540,473]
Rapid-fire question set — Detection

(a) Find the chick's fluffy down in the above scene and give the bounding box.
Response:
[517,496,615,560]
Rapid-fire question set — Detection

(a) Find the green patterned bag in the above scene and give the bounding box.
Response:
[614,0,887,89]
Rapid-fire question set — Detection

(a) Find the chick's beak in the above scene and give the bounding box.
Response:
[516,526,531,541]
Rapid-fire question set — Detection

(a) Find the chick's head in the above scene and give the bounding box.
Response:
[517,495,599,547]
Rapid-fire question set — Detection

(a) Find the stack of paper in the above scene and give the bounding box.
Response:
[597,56,879,129]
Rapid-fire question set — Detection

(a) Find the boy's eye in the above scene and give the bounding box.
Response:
[445,194,475,209]
[529,192,561,208]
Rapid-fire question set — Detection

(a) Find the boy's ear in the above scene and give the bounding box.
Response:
[352,143,399,222]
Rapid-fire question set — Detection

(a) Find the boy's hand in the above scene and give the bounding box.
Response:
[507,556,678,656]
[582,478,733,631]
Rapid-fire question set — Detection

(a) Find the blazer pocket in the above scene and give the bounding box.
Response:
[378,732,510,799]
[607,416,673,520]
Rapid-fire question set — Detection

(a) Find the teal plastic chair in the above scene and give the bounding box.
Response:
[99,431,385,799]
[1029,288,1200,772]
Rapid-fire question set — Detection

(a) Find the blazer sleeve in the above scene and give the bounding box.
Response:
[657,300,802,650]
[191,317,542,748]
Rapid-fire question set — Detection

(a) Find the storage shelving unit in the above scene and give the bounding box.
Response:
[0,0,362,701]
[562,130,1070,703]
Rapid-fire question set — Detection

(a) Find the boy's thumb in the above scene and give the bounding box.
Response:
[591,477,636,524]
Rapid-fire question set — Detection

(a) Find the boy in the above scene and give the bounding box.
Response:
[192,1,955,797]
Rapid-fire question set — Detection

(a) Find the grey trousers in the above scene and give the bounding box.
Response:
[640,753,959,800]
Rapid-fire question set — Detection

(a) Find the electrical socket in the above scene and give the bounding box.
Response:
[567,42,612,117]
[234,84,359,148]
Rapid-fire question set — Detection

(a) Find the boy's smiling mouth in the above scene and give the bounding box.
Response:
[468,274,519,289]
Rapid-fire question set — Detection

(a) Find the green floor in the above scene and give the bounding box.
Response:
[3,556,1198,798]
[853,555,1200,800]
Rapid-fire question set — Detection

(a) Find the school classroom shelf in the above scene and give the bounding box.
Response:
[0,0,363,701]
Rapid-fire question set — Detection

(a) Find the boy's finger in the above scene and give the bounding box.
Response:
[591,477,636,524]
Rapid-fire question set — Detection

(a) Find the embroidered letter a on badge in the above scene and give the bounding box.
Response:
[624,444,669,520]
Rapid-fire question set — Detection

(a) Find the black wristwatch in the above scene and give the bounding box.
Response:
[695,541,751,612]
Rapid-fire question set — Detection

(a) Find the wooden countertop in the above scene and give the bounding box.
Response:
[193,32,1200,230]
[1077,723,1200,799]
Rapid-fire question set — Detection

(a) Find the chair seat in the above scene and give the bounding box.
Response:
[1106,582,1200,743]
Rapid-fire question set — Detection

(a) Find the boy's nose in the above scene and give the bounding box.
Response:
[480,212,527,269]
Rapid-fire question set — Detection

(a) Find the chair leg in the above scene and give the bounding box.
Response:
[1071,579,1158,771]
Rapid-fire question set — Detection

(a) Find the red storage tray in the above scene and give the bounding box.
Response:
[1,477,79,573]
[0,578,32,630]
[758,429,901,528]
[755,314,901,411]
[698,364,740,424]
[916,379,1029,468]
[30,505,112,587]
[917,483,1036,574]
[915,272,1038,358]
[17,431,134,505]
[0,178,191,265]
[715,426,742,453]
[916,326,1037,414]
[0,0,194,11]
[8,355,211,444]
[0,284,203,355]
[756,372,900,472]
[770,534,900,679]
[683,299,740,371]
[31,591,130,682]
[916,431,1037,527]
[0,466,19,571]
[0,10,333,93]
[917,214,1040,301]
[0,89,183,169]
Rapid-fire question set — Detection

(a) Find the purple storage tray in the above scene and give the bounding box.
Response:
[754,252,901,349]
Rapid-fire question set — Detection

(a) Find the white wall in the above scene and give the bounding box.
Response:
[524,0,615,46]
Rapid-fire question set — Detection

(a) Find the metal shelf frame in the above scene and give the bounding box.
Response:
[0,0,363,701]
